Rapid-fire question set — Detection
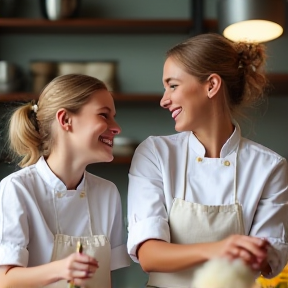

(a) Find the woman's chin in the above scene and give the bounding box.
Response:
[89,152,114,164]
[175,125,185,132]
[101,153,114,163]
[105,155,114,162]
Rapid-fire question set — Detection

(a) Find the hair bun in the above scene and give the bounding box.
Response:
[235,42,266,72]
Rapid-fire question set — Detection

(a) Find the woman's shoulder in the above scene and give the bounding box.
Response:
[0,164,37,188]
[130,132,190,166]
[241,137,286,162]
[85,171,118,192]
[84,172,121,206]
[141,131,190,148]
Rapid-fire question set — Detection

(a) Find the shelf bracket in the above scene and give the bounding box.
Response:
[191,0,204,36]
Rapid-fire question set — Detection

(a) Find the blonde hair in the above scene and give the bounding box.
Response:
[9,74,107,168]
[166,33,267,118]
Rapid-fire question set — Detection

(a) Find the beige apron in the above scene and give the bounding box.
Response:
[44,182,111,288]
[147,134,245,288]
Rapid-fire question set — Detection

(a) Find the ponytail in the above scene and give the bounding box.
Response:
[9,102,41,168]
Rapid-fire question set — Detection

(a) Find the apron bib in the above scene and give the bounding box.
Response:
[147,134,245,288]
[44,181,111,288]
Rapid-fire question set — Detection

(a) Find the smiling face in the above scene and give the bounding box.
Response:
[69,89,121,164]
[161,57,211,132]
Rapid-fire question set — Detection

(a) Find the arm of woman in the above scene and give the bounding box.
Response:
[249,157,288,278]
[138,235,269,273]
[0,263,61,288]
[137,239,210,272]
[0,253,98,288]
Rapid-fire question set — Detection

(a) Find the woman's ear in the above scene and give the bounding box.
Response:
[207,74,222,99]
[56,108,72,131]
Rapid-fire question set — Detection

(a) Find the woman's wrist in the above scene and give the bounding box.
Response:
[48,259,64,282]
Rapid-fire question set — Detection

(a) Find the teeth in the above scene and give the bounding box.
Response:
[172,108,182,119]
[100,137,112,146]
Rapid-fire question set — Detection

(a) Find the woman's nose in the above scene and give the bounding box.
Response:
[160,92,171,109]
[110,122,121,135]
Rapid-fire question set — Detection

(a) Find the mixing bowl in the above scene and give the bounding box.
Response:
[40,0,81,20]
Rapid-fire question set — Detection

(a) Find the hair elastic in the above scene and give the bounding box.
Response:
[32,104,38,113]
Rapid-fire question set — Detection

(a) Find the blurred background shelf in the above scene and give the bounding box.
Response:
[266,73,288,95]
[0,92,163,103]
[110,156,132,164]
[0,18,218,34]
[1,73,288,102]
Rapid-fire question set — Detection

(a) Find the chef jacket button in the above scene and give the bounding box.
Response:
[57,192,63,198]
[196,157,203,162]
[80,191,86,198]
[224,160,230,166]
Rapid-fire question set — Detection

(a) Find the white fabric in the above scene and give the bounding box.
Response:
[127,125,288,277]
[0,156,130,270]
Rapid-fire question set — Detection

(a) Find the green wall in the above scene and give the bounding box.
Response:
[1,1,288,287]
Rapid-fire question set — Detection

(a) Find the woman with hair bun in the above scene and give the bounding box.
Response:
[0,74,130,287]
[127,33,288,287]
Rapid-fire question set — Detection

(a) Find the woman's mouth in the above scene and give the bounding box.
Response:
[171,108,182,119]
[99,136,113,147]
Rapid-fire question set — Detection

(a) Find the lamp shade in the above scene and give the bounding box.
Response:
[218,0,286,42]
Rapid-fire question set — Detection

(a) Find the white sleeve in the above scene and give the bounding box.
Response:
[109,185,130,271]
[249,157,288,278]
[0,176,29,267]
[127,137,170,262]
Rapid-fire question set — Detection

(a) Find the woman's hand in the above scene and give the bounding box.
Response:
[211,235,270,271]
[58,252,99,286]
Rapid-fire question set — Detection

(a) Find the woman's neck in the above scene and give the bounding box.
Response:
[46,151,86,190]
[194,120,234,158]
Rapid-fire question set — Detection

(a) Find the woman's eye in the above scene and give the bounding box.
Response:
[170,85,177,90]
[99,113,108,119]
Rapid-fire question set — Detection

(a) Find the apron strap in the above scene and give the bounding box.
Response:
[52,191,61,234]
[233,145,240,204]
[181,133,190,200]
[84,174,94,236]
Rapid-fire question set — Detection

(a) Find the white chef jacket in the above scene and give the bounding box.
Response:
[0,156,130,270]
[127,125,288,277]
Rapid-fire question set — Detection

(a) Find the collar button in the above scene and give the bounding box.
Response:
[224,160,230,166]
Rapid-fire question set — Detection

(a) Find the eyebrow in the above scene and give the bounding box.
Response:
[163,77,179,84]
[101,106,111,112]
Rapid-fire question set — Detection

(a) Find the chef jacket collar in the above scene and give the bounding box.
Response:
[35,156,86,191]
[189,120,241,158]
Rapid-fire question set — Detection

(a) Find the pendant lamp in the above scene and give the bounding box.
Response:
[218,0,286,43]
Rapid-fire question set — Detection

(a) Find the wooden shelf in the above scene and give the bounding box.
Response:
[0,92,162,103]
[0,156,133,166]
[0,18,218,34]
[0,92,38,102]
[111,156,132,164]
[112,93,161,103]
[1,73,288,102]
[267,73,288,95]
